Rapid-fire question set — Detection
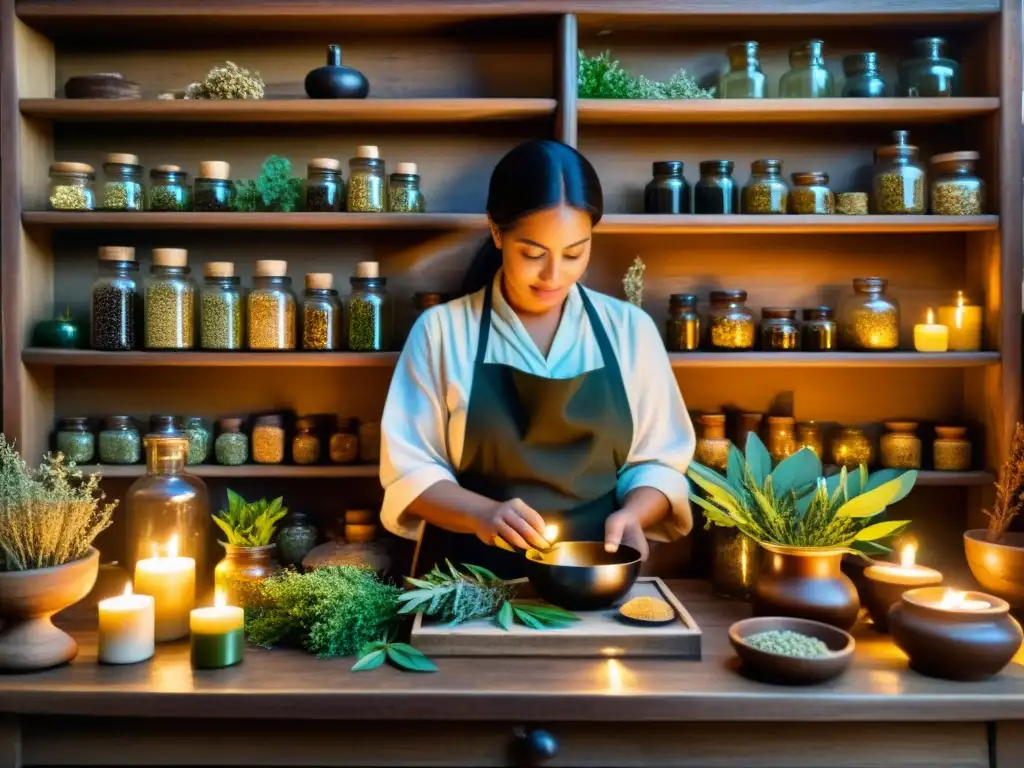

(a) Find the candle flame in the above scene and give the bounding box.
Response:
[955,291,965,329]
[214,590,227,608]
[939,589,966,609]
[543,524,559,544]
[167,533,178,559]
[925,308,934,325]
[123,582,133,597]
[900,543,917,569]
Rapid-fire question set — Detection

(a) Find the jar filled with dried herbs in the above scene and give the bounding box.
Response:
[708,290,755,351]
[145,248,194,349]
[194,161,233,212]
[413,292,445,319]
[694,160,739,214]
[843,52,887,98]
[388,162,426,213]
[98,416,141,464]
[760,308,800,351]
[666,294,700,352]
[200,262,244,350]
[303,157,344,212]
[766,416,796,463]
[48,162,96,211]
[695,414,730,472]
[801,306,837,351]
[717,41,766,99]
[644,161,690,214]
[930,151,984,216]
[742,159,788,214]
[330,418,359,464]
[796,421,823,458]
[292,417,322,465]
[872,130,926,214]
[252,414,286,465]
[91,246,139,351]
[833,427,874,469]
[789,172,834,214]
[101,153,145,211]
[301,273,341,351]
[842,277,900,350]
[835,192,869,215]
[147,165,192,211]
[358,419,381,463]
[345,261,392,352]
[899,37,960,97]
[55,417,95,464]
[881,421,921,470]
[933,426,971,471]
[248,260,296,350]
[214,417,248,466]
[183,416,211,465]
[779,40,834,98]
[347,145,385,213]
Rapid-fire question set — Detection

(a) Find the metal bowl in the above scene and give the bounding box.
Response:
[524,542,642,611]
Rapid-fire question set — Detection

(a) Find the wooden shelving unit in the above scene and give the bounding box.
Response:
[74,463,381,479]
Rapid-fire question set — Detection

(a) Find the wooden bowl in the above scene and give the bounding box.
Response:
[729,616,855,685]
[64,73,141,100]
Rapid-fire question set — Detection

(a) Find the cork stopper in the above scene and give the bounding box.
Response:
[353,261,379,279]
[254,259,288,278]
[152,248,188,267]
[355,145,380,159]
[98,246,135,262]
[204,261,235,278]
[395,162,418,175]
[344,510,374,525]
[153,164,182,173]
[308,157,341,171]
[106,152,140,166]
[931,150,980,165]
[198,160,230,180]
[50,161,95,175]
[305,273,333,290]
[344,524,376,544]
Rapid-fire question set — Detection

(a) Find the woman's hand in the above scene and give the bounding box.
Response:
[604,509,650,560]
[474,497,550,550]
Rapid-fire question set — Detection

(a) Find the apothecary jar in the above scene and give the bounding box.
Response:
[708,290,755,351]
[779,40,833,98]
[930,151,984,216]
[695,414,730,472]
[899,37,960,98]
[842,277,900,351]
[873,130,926,215]
[832,427,874,470]
[718,41,766,99]
[766,416,796,463]
[880,422,922,470]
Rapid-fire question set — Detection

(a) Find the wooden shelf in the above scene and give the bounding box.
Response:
[596,215,1000,234]
[666,352,1000,368]
[75,463,380,479]
[914,471,995,487]
[578,98,1001,125]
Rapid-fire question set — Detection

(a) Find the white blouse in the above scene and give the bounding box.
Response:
[379,272,696,541]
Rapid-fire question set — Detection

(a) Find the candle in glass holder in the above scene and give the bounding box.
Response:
[134,534,196,642]
[190,591,244,669]
[862,543,943,631]
[98,583,155,665]
[937,291,982,351]
[913,308,949,352]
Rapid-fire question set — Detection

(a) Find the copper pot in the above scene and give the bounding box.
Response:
[964,529,1024,607]
[753,544,860,630]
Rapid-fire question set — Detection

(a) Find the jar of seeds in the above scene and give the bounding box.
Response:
[55,417,95,464]
[708,290,755,351]
[248,260,296,350]
[695,414,730,472]
[200,262,244,350]
[766,416,796,462]
[842,277,900,350]
[330,419,359,464]
[347,145,385,213]
[881,421,921,470]
[873,130,926,214]
[666,294,700,352]
[796,421,823,458]
[694,160,739,214]
[413,292,445,319]
[215,418,249,466]
[48,162,96,210]
[933,426,971,471]
[358,419,381,463]
[100,153,144,211]
[147,165,192,211]
[183,416,211,465]
[760,308,800,351]
[91,246,139,351]
[149,414,181,436]
[252,414,286,465]
[194,161,233,212]
[835,192,869,215]
[790,172,834,214]
[717,41,767,99]
[346,261,392,352]
[99,416,141,465]
[801,306,837,351]
[742,159,788,214]
[644,161,690,214]
[930,151,984,216]
[842,52,886,98]
[899,37,960,97]
[832,427,874,469]
[292,417,322,465]
[145,248,194,349]
[303,157,344,213]
[302,273,342,351]
[779,40,834,98]
[388,162,426,213]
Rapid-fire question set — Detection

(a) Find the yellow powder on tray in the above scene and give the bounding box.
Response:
[620,596,675,622]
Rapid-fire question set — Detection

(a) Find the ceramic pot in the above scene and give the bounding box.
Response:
[964,529,1024,607]
[753,544,861,630]
[214,543,279,607]
[0,547,99,671]
[304,45,369,99]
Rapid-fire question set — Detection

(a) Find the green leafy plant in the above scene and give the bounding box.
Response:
[231,155,303,212]
[352,631,438,673]
[212,489,288,547]
[687,433,915,555]
[578,50,714,99]
[0,438,116,571]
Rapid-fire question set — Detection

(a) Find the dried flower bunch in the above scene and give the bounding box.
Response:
[578,50,715,100]
[185,61,264,100]
[0,438,116,571]
[985,422,1024,541]
[623,256,646,307]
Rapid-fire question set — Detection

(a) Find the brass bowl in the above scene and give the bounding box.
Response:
[524,542,642,611]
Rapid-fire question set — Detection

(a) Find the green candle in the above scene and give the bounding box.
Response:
[190,601,244,669]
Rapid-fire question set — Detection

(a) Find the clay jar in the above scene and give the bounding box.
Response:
[304,45,369,99]
[753,544,860,630]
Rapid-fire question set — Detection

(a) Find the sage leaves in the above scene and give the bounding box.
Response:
[352,638,437,673]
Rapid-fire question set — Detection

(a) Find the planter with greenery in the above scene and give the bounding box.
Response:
[578,50,714,100]
[212,490,288,606]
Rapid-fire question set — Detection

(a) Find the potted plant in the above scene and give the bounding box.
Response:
[964,423,1024,607]
[212,490,288,607]
[688,434,915,630]
[0,439,116,670]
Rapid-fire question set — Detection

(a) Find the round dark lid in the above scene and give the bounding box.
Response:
[669,293,698,306]
[791,171,829,186]
[58,416,90,431]
[710,289,748,303]
[149,414,181,433]
[699,160,734,175]
[652,161,684,176]
[103,415,135,430]
[853,276,887,293]
[751,158,782,174]
[802,305,834,321]
[218,417,245,432]
[762,307,798,320]
[253,414,284,428]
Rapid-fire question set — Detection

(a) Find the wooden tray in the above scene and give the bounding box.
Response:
[410,577,701,659]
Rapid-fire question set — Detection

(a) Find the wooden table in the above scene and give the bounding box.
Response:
[1,581,1022,768]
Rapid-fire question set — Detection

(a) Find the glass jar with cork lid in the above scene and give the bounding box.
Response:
[789,172,834,214]
[194,161,233,212]
[779,40,834,98]
[717,41,767,99]
[148,164,192,211]
[929,151,984,216]
[760,308,800,351]
[91,246,139,351]
[708,290,755,351]
[742,159,788,214]
[48,162,96,211]
[251,414,286,465]
[201,262,244,350]
[248,260,296,350]
[214,417,249,466]
[145,248,194,350]
[842,277,900,350]
[302,273,342,351]
[346,261,392,352]
[347,146,385,213]
[872,131,926,214]
[303,157,344,213]
[666,294,700,352]
[101,153,145,211]
[388,162,426,213]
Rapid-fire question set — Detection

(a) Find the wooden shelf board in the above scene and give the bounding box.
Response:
[666,352,1000,368]
[914,471,995,487]
[75,463,380,479]
[597,215,999,234]
[578,98,1001,125]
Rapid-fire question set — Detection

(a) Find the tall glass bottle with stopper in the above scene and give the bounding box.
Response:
[200,261,244,350]
[193,161,233,212]
[302,273,342,350]
[248,259,296,350]
[347,145,385,213]
[101,152,145,211]
[779,40,834,98]
[718,41,767,98]
[91,245,139,351]
[345,261,392,352]
[145,248,194,350]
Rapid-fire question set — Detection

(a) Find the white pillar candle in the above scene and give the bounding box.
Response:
[98,584,155,665]
[937,291,982,351]
[134,534,196,642]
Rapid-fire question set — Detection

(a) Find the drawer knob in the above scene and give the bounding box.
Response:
[512,727,559,764]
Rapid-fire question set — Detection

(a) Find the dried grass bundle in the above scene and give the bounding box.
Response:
[985,423,1024,541]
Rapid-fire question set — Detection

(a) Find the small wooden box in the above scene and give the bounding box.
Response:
[411,577,701,659]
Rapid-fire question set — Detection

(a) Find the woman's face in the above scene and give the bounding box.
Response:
[491,205,592,315]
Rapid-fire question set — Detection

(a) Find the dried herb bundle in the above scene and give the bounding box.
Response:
[185,61,264,100]
[623,256,646,307]
[985,422,1024,541]
[578,50,714,100]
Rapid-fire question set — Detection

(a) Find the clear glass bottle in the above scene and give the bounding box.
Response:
[842,52,886,98]
[359,419,381,463]
[872,130,926,214]
[214,544,279,609]
[802,306,837,351]
[248,260,296,350]
[695,414,730,472]
[302,273,342,351]
[666,294,700,352]
[303,157,344,212]
[276,512,319,569]
[48,162,96,211]
[766,416,796,462]
[347,145,385,213]
[147,164,192,211]
[708,290,755,351]
[760,308,800,351]
[833,427,874,469]
[930,151,984,216]
[694,160,739,214]
[55,417,95,464]
[644,161,690,214]
[100,152,145,211]
[779,40,834,98]
[252,414,286,465]
[843,277,900,350]
[881,421,922,470]
[789,172,834,214]
[183,416,211,466]
[193,160,233,212]
[933,426,972,471]
[91,246,139,351]
[796,421,823,459]
[201,261,244,350]
[899,37,960,97]
[718,41,767,99]
[98,416,141,465]
[145,248,194,350]
[346,261,392,352]
[215,417,249,466]
[292,417,322,465]
[330,418,359,464]
[388,162,426,213]
[742,159,788,214]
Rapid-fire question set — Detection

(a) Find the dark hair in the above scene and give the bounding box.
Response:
[461,140,603,295]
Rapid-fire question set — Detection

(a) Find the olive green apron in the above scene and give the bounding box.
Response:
[413,280,634,579]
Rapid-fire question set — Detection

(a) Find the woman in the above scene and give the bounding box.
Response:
[380,140,695,577]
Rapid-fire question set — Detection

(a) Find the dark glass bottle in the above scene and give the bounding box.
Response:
[666,294,700,352]
[694,160,739,214]
[842,52,886,97]
[644,161,690,214]
[802,306,837,351]
[899,37,961,97]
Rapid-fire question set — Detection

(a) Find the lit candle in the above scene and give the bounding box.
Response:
[134,534,196,642]
[937,291,982,351]
[190,591,245,669]
[934,588,991,612]
[864,543,944,587]
[913,308,949,352]
[543,524,559,545]
[97,584,155,665]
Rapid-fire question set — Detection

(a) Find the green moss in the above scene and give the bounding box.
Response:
[578,50,715,99]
